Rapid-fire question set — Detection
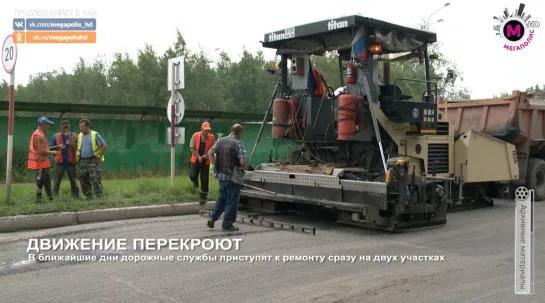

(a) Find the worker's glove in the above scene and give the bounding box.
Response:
[334,86,348,97]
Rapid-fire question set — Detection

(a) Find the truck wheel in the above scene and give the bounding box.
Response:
[526,158,545,201]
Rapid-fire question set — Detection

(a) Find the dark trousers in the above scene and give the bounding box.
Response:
[53,164,80,198]
[211,180,241,229]
[189,162,210,198]
[35,168,52,200]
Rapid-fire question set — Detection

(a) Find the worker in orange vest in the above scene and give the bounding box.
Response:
[28,116,61,203]
[311,68,325,97]
[49,120,80,199]
[189,121,215,204]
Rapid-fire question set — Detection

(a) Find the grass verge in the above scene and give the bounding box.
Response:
[0,176,218,217]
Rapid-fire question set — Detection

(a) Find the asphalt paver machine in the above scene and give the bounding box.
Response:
[239,16,519,232]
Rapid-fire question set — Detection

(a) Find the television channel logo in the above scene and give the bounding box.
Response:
[493,3,540,51]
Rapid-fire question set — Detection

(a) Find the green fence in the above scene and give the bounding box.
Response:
[0,116,297,181]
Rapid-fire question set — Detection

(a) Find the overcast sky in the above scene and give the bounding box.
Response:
[1,0,543,99]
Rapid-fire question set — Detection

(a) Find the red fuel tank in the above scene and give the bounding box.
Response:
[337,94,357,140]
[272,98,290,138]
[287,97,299,139]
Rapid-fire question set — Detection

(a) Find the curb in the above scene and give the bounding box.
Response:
[0,201,216,233]
[0,212,78,233]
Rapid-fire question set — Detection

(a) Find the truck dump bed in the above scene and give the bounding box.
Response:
[437,90,545,154]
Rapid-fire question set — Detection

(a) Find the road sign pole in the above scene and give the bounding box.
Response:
[3,34,17,203]
[170,62,177,188]
[167,56,184,188]
[5,70,15,202]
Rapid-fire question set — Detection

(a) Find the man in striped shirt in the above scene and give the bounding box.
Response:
[206,124,245,231]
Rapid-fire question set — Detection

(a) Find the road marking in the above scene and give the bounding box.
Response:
[11,259,36,267]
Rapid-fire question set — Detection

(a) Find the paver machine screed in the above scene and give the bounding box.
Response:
[241,16,519,232]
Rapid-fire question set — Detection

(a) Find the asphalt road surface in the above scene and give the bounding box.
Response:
[0,199,542,303]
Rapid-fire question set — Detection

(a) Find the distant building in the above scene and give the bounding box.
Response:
[39,70,58,80]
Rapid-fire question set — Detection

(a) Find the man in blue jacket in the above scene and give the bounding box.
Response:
[49,120,80,199]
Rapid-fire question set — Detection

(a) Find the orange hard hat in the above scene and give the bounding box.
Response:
[201,121,211,130]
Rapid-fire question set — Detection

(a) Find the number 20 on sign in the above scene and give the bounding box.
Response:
[2,34,17,73]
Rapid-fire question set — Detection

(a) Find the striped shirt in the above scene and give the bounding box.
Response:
[211,134,245,181]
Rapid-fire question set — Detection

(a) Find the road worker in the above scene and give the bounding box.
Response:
[76,119,107,199]
[310,68,325,97]
[28,116,60,203]
[206,124,245,231]
[49,120,80,199]
[189,121,215,204]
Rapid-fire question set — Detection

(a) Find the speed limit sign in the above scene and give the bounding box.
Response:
[2,34,18,74]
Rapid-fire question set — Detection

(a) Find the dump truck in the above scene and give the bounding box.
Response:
[437,90,545,201]
[233,15,519,232]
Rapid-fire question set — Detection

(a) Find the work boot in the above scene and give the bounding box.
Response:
[207,220,215,228]
[199,193,207,205]
[34,193,51,203]
[222,225,239,232]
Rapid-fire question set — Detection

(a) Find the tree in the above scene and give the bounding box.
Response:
[6,28,474,111]
[494,84,544,98]
[0,80,9,100]
[108,52,141,105]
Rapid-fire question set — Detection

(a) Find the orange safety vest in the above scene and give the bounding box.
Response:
[312,69,324,97]
[190,132,214,166]
[54,132,77,165]
[28,130,51,170]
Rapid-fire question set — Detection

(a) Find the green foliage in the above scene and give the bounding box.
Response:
[0,176,219,216]
[0,147,29,182]
[0,28,473,109]
[493,84,544,98]
[0,145,177,183]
